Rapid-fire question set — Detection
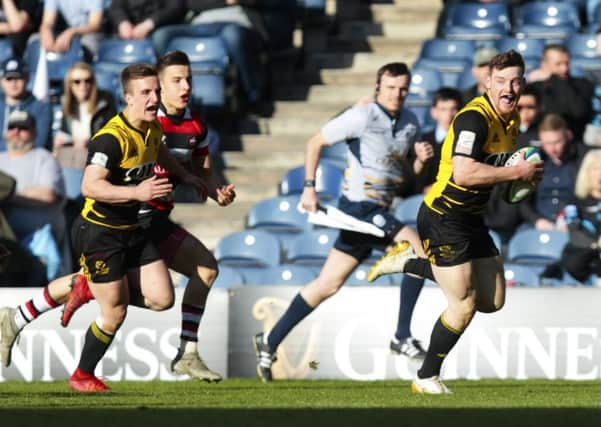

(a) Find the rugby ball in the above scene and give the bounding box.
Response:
[504,146,541,204]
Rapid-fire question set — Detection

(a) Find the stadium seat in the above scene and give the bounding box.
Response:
[406,67,443,107]
[457,67,477,91]
[214,230,282,267]
[507,229,569,265]
[62,168,84,201]
[587,0,601,25]
[321,143,348,170]
[0,39,13,64]
[567,33,601,72]
[407,105,435,133]
[96,39,156,67]
[286,229,338,266]
[165,36,229,111]
[94,66,123,107]
[280,161,343,200]
[415,39,475,87]
[346,263,392,286]
[246,195,311,234]
[394,194,424,226]
[513,2,581,40]
[495,37,545,64]
[210,265,245,288]
[441,3,511,40]
[242,264,316,285]
[503,263,541,287]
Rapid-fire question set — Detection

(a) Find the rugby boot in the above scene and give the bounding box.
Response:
[253,332,276,382]
[390,337,427,360]
[411,375,452,395]
[171,352,222,383]
[0,307,19,367]
[367,241,417,282]
[61,274,93,327]
[69,368,110,393]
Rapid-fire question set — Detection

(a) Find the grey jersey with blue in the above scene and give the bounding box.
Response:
[321,102,420,206]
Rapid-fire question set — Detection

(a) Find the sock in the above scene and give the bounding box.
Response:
[395,275,424,340]
[180,303,204,345]
[405,258,435,281]
[418,314,462,379]
[77,319,115,375]
[14,286,59,330]
[267,293,313,351]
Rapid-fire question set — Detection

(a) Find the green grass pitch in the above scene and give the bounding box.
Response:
[1,379,601,427]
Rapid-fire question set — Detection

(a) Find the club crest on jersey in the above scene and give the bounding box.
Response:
[124,162,154,182]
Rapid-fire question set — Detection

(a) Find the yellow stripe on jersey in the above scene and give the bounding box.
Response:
[424,95,519,215]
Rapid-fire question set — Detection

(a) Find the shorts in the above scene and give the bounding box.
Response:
[71,215,161,283]
[144,211,190,265]
[417,204,498,267]
[333,196,404,262]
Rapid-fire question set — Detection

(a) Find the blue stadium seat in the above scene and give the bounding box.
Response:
[495,37,545,63]
[504,263,540,287]
[457,67,477,91]
[567,33,601,72]
[211,265,245,288]
[242,264,316,285]
[406,67,443,107]
[96,39,156,66]
[588,0,601,25]
[94,65,123,107]
[321,143,348,170]
[416,39,475,87]
[514,2,581,40]
[394,194,424,226]
[280,161,343,200]
[300,0,325,14]
[246,195,311,234]
[507,229,569,265]
[61,167,84,201]
[441,3,511,41]
[165,36,229,111]
[346,263,392,286]
[215,230,282,267]
[0,39,13,64]
[286,229,338,266]
[407,105,435,133]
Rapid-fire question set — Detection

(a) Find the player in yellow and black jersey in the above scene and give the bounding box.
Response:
[367,50,544,394]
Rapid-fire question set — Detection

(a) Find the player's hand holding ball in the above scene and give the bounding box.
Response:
[504,146,544,203]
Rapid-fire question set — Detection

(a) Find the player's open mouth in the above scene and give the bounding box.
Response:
[146,105,159,113]
[500,95,515,105]
[180,94,190,102]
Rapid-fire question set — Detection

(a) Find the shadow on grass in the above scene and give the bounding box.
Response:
[2,408,601,427]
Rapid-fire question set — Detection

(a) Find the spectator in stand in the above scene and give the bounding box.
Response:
[409,87,462,194]
[0,57,52,151]
[516,84,542,149]
[0,110,65,245]
[153,0,268,111]
[39,0,104,56]
[519,114,585,232]
[0,0,42,55]
[108,0,185,41]
[461,46,499,105]
[529,44,593,141]
[53,62,116,169]
[560,149,601,284]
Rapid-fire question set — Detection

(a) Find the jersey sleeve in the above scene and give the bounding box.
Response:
[87,133,123,170]
[321,106,368,145]
[450,110,489,161]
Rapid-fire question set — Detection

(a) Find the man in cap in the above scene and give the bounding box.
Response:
[461,46,500,105]
[0,110,65,245]
[0,57,52,151]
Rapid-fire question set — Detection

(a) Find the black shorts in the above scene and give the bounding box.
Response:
[71,216,161,283]
[143,211,190,265]
[333,196,404,262]
[417,204,498,267]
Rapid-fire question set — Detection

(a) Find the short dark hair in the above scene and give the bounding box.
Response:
[375,62,411,87]
[489,49,525,74]
[520,84,540,104]
[431,87,463,108]
[121,63,157,94]
[157,51,191,75]
[542,44,569,59]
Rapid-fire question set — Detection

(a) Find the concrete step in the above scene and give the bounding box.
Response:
[338,20,436,41]
[223,148,304,169]
[364,3,441,23]
[224,167,289,202]
[306,51,417,72]
[221,133,309,153]
[327,36,422,56]
[273,83,373,104]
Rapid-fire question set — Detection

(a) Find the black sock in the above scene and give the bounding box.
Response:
[405,258,435,281]
[395,275,424,340]
[267,293,313,351]
[77,321,114,374]
[418,314,462,379]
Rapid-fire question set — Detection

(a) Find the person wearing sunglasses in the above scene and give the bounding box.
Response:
[0,57,52,152]
[53,62,117,161]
